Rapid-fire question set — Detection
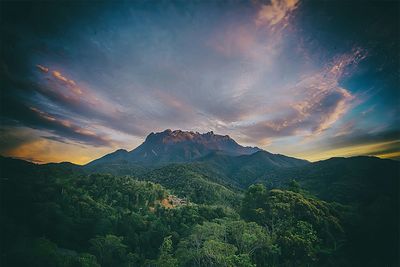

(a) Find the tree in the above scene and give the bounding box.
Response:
[156,236,178,267]
[241,185,345,266]
[202,239,237,266]
[78,253,100,267]
[288,179,300,193]
[278,221,318,265]
[226,254,255,267]
[89,235,128,267]
[176,219,271,266]
[241,184,269,226]
[225,220,270,255]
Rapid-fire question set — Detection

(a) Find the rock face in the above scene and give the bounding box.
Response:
[87,129,261,165]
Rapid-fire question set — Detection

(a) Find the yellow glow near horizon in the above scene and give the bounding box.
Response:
[374,151,400,160]
[294,140,400,162]
[3,134,399,164]
[4,138,116,165]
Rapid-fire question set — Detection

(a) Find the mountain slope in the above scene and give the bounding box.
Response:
[196,150,309,187]
[1,149,398,267]
[87,129,261,167]
[276,156,400,204]
[139,164,238,206]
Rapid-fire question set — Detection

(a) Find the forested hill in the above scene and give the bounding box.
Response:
[0,131,399,267]
[1,154,399,266]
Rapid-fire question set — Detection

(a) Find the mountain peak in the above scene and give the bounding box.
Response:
[88,129,263,166]
[144,129,234,145]
[127,129,262,164]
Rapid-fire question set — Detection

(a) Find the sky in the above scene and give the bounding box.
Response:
[0,0,399,164]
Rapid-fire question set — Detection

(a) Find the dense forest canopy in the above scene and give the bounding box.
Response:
[1,0,399,265]
[0,155,398,266]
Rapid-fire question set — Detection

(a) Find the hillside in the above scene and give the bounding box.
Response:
[87,129,261,167]
[0,156,363,266]
[0,135,399,266]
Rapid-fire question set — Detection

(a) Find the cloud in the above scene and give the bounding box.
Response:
[361,105,375,116]
[41,135,72,144]
[36,64,49,73]
[0,85,113,147]
[256,0,300,28]
[209,0,298,61]
[36,66,98,104]
[0,127,114,164]
[52,70,77,86]
[3,61,150,151]
[208,25,260,59]
[298,140,400,162]
[326,129,400,149]
[2,0,396,164]
[33,65,147,136]
[0,126,38,154]
[283,125,400,161]
[152,90,195,116]
[333,120,356,137]
[234,50,364,143]
[28,106,113,147]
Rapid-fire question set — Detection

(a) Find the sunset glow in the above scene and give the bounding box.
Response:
[1,0,398,163]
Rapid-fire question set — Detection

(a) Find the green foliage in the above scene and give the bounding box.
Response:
[288,179,301,193]
[241,184,345,266]
[143,164,239,206]
[240,184,269,224]
[156,236,178,267]
[278,221,318,265]
[89,235,128,267]
[9,237,100,267]
[176,219,271,266]
[78,253,100,267]
[0,156,398,266]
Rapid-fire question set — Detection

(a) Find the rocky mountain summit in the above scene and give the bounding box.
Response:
[88,129,262,165]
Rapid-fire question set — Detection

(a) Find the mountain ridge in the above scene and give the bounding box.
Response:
[87,129,263,166]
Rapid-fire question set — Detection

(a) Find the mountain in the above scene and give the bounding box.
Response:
[0,156,82,178]
[197,153,399,204]
[3,153,398,207]
[1,146,399,266]
[194,150,309,187]
[84,130,312,180]
[87,129,262,166]
[276,156,400,203]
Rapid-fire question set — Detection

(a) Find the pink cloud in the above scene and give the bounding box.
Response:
[52,70,77,86]
[33,64,148,137]
[234,49,366,142]
[28,106,113,146]
[255,0,300,28]
[36,64,49,73]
